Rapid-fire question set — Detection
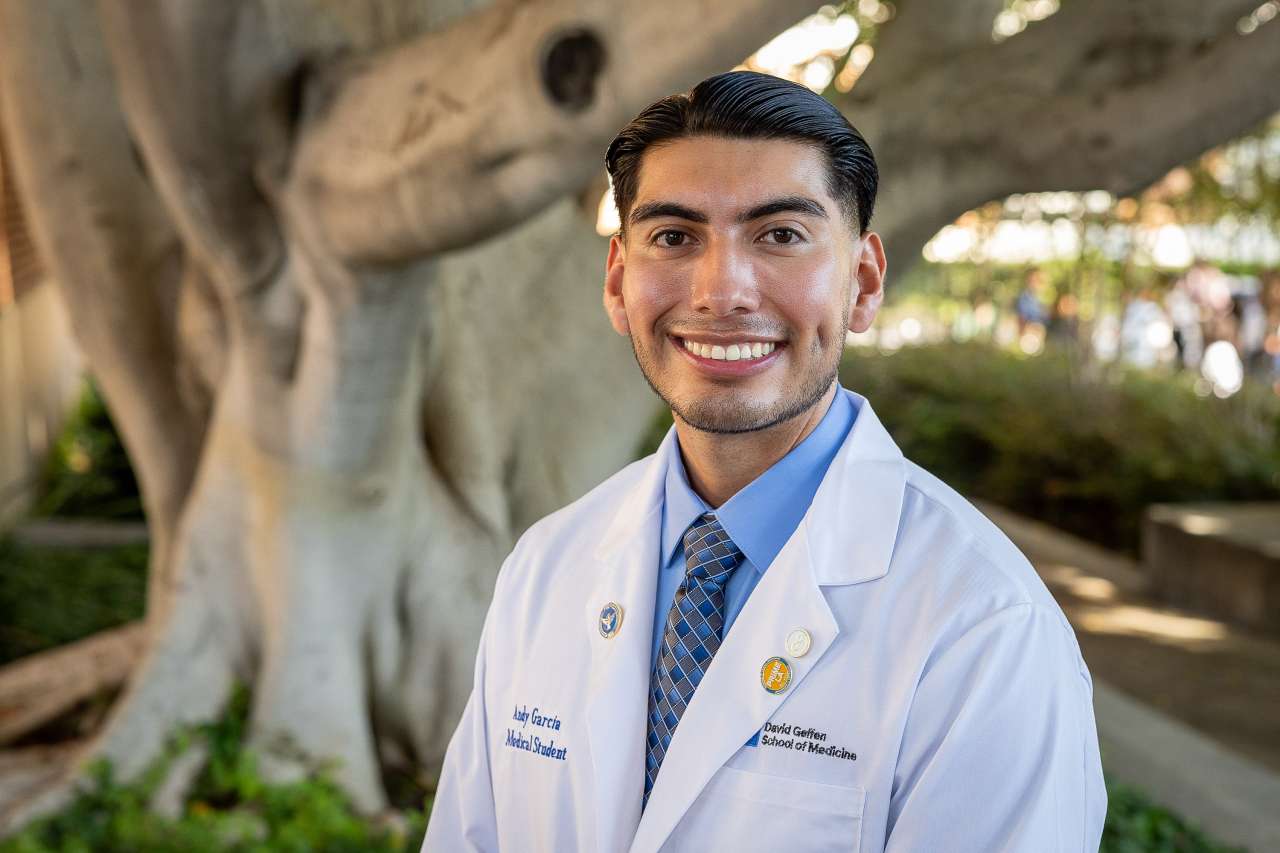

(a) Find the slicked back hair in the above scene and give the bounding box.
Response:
[605,70,878,238]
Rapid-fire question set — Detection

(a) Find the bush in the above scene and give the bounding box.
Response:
[0,688,430,853]
[1102,775,1245,852]
[34,381,142,521]
[0,538,147,665]
[841,343,1280,552]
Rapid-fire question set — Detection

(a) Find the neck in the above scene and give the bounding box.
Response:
[675,382,839,508]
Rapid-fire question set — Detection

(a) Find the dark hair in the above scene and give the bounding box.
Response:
[605,70,878,236]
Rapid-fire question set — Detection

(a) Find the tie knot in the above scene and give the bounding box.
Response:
[682,512,743,583]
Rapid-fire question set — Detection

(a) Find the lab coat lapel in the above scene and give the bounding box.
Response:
[583,429,676,853]
[629,524,838,853]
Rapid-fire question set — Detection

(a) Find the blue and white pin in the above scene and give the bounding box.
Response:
[599,602,624,639]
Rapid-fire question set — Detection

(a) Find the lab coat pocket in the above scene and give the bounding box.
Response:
[667,766,865,853]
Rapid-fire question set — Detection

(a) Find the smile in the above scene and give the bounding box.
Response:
[677,338,778,362]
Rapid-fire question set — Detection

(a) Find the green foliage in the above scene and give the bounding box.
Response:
[0,687,430,853]
[1102,776,1245,853]
[0,538,147,665]
[841,343,1280,552]
[34,381,142,521]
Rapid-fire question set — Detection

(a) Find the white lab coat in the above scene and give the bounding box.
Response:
[423,390,1107,853]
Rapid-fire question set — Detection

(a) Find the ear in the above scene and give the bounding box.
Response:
[603,234,631,336]
[847,231,887,334]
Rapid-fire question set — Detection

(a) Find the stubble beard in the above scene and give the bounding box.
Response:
[629,335,842,435]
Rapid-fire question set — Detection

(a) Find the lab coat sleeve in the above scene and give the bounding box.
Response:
[420,604,500,852]
[884,602,1107,853]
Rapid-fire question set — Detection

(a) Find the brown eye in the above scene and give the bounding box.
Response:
[763,228,802,244]
[656,230,687,247]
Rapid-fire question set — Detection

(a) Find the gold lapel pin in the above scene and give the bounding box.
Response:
[760,656,792,694]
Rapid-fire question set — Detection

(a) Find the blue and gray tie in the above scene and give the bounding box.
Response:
[644,511,745,806]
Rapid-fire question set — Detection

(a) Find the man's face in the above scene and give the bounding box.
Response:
[604,136,885,434]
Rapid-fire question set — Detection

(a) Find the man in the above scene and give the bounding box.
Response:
[424,70,1106,852]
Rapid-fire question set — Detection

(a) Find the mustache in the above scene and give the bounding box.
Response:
[660,319,786,338]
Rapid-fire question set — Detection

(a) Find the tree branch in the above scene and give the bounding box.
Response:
[93,0,287,296]
[852,0,1005,102]
[836,0,1280,270]
[289,0,822,265]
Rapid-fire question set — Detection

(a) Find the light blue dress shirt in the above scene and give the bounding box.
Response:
[650,388,858,667]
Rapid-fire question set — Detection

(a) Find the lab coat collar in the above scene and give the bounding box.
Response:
[587,391,907,853]
[806,389,907,587]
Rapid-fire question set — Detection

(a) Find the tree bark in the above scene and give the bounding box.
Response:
[842,0,1280,271]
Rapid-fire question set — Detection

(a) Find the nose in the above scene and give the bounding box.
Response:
[690,237,759,316]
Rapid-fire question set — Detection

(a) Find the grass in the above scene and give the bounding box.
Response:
[0,537,147,666]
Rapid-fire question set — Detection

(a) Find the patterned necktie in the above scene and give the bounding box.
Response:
[644,511,745,806]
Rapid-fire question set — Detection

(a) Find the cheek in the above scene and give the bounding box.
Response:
[769,264,846,337]
[624,269,686,327]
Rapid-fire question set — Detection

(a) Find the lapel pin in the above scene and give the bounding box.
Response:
[785,628,812,658]
[598,602,624,639]
[760,656,792,694]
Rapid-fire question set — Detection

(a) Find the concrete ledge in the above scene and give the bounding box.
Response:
[1095,680,1280,853]
[9,519,148,549]
[1143,503,1280,633]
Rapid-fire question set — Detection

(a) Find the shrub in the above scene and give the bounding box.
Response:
[840,343,1280,552]
[1102,775,1245,852]
[0,688,430,853]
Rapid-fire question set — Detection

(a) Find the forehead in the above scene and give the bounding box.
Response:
[633,136,834,215]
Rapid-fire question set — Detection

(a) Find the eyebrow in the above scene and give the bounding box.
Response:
[627,195,830,227]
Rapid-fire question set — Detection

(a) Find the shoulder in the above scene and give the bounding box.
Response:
[513,453,652,556]
[892,461,1052,606]
[491,453,655,597]
[887,460,1083,664]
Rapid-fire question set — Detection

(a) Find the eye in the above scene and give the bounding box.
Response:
[761,227,803,245]
[653,229,690,248]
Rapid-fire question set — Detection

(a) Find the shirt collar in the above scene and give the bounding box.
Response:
[660,388,857,575]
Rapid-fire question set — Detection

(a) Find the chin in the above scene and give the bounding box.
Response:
[672,396,789,435]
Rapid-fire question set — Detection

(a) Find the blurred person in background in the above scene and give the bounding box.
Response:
[1015,267,1050,334]
[1165,271,1204,371]
[1120,285,1173,369]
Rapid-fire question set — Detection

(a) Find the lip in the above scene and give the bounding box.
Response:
[671,335,784,377]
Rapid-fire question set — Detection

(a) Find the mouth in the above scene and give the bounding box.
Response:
[671,335,785,374]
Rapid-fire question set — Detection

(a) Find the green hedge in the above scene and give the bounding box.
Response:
[839,343,1280,552]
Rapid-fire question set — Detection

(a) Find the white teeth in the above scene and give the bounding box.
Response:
[682,339,778,361]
